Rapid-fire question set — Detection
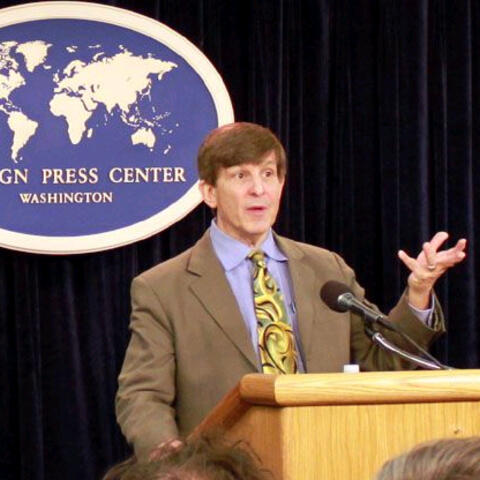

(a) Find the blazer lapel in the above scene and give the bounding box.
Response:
[187,231,258,370]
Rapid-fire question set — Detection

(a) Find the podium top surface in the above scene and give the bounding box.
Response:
[239,369,480,406]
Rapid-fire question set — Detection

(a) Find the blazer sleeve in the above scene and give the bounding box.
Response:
[116,275,178,461]
[331,252,445,371]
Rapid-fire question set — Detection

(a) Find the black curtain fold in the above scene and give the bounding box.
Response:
[1,1,480,478]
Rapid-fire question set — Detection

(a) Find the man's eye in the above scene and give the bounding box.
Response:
[236,172,245,179]
[264,170,274,177]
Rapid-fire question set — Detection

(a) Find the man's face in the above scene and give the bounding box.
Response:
[200,152,285,247]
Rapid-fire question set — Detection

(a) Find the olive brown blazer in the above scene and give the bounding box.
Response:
[116,230,443,460]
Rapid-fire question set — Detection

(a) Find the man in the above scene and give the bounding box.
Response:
[116,122,466,460]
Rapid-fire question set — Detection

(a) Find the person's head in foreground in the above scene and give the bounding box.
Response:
[374,436,480,480]
[104,434,273,480]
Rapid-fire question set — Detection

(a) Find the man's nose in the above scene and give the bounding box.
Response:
[249,175,265,195]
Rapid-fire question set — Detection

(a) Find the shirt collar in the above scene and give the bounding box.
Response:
[209,220,287,271]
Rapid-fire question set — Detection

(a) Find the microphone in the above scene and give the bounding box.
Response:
[320,280,390,328]
[319,280,451,370]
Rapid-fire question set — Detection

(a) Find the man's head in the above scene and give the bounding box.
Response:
[198,123,287,247]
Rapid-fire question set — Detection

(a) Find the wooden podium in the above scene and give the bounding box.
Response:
[193,370,480,480]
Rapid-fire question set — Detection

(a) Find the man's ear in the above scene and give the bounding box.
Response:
[199,180,217,209]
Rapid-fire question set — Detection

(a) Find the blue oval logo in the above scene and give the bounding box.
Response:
[0,2,234,254]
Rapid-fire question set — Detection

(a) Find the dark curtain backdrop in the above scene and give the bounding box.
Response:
[1,0,479,478]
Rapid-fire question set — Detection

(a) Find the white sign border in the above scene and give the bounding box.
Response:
[0,1,234,254]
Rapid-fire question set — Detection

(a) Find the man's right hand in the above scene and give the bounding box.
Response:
[148,439,184,461]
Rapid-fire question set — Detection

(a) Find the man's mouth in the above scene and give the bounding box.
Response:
[247,206,267,212]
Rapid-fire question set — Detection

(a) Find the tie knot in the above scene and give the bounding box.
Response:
[248,249,266,267]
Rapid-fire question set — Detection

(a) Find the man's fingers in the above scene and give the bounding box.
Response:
[398,250,417,270]
[421,235,466,269]
[400,248,444,278]
[434,239,467,266]
[453,238,467,253]
[149,439,184,461]
[428,231,449,251]
[400,235,466,286]
[422,242,436,268]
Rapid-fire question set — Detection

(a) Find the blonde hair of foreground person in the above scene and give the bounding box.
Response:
[374,436,480,480]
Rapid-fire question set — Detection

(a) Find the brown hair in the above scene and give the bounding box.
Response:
[197,122,287,185]
[374,437,480,480]
[103,434,273,480]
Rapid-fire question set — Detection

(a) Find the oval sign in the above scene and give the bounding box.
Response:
[0,1,234,254]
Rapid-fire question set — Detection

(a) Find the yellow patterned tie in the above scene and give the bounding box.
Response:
[248,250,298,374]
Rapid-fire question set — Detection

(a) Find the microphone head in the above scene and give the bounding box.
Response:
[320,280,353,313]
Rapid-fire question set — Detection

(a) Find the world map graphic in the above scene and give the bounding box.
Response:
[0,12,231,253]
[0,39,178,162]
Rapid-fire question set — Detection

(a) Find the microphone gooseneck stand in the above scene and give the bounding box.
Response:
[364,322,453,370]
